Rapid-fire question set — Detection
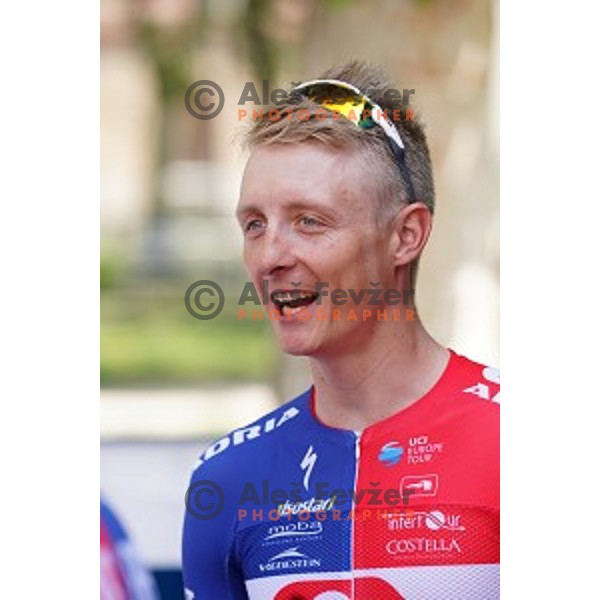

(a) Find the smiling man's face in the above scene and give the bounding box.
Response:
[237,142,397,358]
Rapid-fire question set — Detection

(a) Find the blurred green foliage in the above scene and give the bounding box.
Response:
[101,292,279,385]
[100,251,129,291]
[240,0,275,82]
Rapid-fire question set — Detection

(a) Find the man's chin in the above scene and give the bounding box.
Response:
[279,342,317,357]
[276,335,321,357]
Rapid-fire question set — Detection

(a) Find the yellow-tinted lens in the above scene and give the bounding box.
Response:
[321,98,367,121]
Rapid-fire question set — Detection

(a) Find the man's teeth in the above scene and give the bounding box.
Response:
[271,290,318,315]
[273,291,315,301]
[282,305,303,316]
[272,291,317,304]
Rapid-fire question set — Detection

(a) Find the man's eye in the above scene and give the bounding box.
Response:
[244,219,263,232]
[299,216,323,227]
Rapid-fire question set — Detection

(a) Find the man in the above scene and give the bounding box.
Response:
[182,61,499,599]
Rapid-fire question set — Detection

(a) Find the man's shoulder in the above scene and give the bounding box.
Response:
[451,351,500,406]
[190,387,311,480]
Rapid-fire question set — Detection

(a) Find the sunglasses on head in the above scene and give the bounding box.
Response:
[292,79,417,204]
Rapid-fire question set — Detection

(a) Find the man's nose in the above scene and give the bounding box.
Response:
[256,229,296,277]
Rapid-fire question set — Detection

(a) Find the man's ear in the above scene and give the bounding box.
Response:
[389,202,433,267]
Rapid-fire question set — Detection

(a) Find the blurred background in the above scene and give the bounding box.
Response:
[100,0,499,595]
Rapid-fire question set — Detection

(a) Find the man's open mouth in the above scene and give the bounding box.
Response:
[271,290,319,316]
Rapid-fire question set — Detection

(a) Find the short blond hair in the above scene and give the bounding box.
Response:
[243,61,435,223]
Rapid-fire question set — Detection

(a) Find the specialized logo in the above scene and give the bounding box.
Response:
[193,406,299,469]
[386,510,464,532]
[378,442,405,467]
[300,445,317,490]
[400,474,439,498]
[259,546,321,572]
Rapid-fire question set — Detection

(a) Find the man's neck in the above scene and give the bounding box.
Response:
[309,321,449,432]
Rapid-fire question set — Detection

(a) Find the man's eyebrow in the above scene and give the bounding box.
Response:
[285,200,339,221]
[235,204,261,221]
[236,198,336,220]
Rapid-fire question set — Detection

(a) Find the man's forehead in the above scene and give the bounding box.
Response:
[238,143,369,211]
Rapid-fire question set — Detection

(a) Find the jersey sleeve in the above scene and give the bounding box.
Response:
[181,458,249,599]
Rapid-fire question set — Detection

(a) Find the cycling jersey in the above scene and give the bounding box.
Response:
[182,350,500,599]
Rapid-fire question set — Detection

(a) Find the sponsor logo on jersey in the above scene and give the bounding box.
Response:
[259,546,321,572]
[263,521,323,542]
[385,537,461,555]
[385,510,464,532]
[463,366,500,402]
[184,588,195,600]
[193,406,300,469]
[300,445,317,490]
[378,441,405,467]
[400,474,439,498]
[406,435,444,464]
[277,496,336,516]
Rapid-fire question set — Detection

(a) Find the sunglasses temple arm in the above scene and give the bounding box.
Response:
[392,145,417,204]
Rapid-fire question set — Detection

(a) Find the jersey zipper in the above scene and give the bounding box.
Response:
[350,432,361,600]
